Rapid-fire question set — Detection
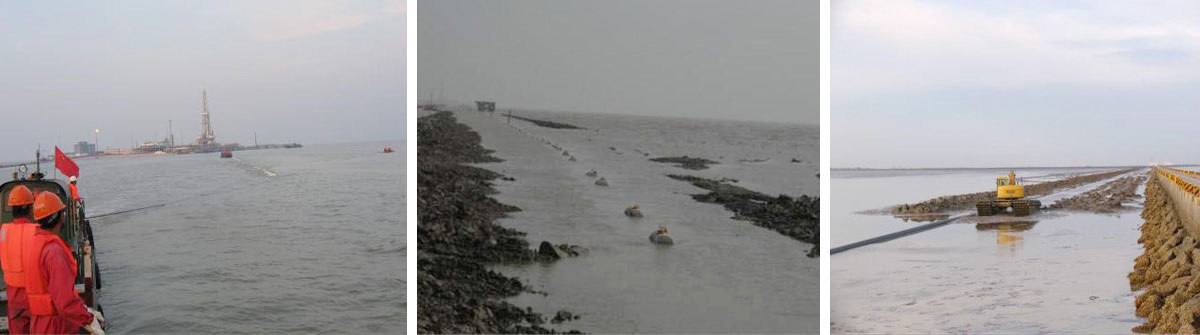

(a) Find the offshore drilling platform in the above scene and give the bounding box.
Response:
[182,89,234,153]
[131,89,301,154]
[197,89,216,147]
[4,89,302,168]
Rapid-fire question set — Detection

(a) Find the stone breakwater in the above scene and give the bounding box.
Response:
[1050,175,1146,213]
[666,174,820,257]
[649,156,720,170]
[1129,174,1200,333]
[418,112,581,334]
[508,114,586,130]
[889,169,1135,215]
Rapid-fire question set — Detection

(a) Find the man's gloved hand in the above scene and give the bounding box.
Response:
[85,307,106,335]
[87,307,105,323]
[84,318,105,335]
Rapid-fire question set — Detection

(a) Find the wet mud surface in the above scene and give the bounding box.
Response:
[834,212,1145,333]
[418,112,581,334]
[1051,175,1147,213]
[958,210,1068,224]
[834,168,1149,333]
[666,174,819,256]
[1129,175,1200,333]
[889,169,1135,215]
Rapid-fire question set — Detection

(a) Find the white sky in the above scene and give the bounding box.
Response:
[834,0,1200,168]
[419,0,817,124]
[0,1,405,162]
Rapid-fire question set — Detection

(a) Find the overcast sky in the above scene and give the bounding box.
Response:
[0,1,404,163]
[419,0,817,124]
[834,0,1200,168]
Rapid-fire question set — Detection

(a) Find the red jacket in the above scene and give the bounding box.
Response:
[29,231,92,335]
[4,217,33,334]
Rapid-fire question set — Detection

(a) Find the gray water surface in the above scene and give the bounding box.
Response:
[832,167,1146,333]
[64,141,403,333]
[454,110,818,333]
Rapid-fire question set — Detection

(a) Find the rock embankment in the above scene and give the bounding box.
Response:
[1050,175,1146,213]
[509,115,586,130]
[666,174,819,257]
[650,156,720,170]
[890,169,1134,215]
[418,112,581,334]
[1129,174,1200,333]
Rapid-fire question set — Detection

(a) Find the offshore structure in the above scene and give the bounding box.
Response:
[128,89,300,155]
[169,89,237,153]
[475,101,496,112]
[132,120,177,153]
[196,89,216,146]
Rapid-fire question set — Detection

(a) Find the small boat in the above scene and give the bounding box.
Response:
[220,150,232,158]
[383,146,394,153]
[585,169,598,177]
[594,177,608,186]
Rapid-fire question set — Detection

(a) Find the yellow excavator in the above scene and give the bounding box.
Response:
[976,170,1041,217]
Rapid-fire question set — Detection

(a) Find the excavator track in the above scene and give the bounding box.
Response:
[1013,200,1031,217]
[977,201,994,216]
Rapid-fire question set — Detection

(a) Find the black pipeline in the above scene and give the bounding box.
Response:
[830,214,967,255]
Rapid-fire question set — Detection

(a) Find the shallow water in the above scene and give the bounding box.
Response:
[58,141,404,333]
[832,167,1121,246]
[832,167,1147,333]
[451,110,818,333]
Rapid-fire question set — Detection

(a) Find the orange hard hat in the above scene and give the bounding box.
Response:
[8,185,34,207]
[32,192,65,221]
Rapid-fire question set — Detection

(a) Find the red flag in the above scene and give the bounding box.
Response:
[55,146,79,178]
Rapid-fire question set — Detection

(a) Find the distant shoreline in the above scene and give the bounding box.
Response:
[0,139,407,168]
[0,139,408,166]
[0,153,151,169]
[832,165,1168,172]
[422,104,818,127]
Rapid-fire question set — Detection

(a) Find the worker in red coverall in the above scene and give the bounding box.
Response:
[27,192,104,334]
[1,185,37,334]
[68,176,80,203]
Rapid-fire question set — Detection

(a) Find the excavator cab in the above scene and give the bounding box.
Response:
[996,171,1025,200]
[977,170,1040,217]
